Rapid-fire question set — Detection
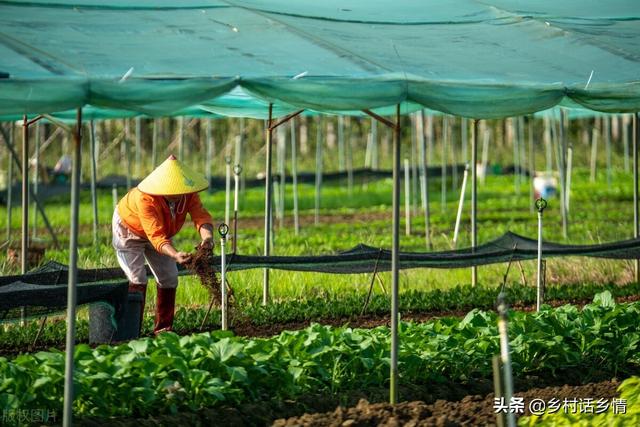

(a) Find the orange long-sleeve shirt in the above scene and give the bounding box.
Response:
[117,188,213,252]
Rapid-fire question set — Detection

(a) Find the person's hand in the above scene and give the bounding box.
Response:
[199,238,214,251]
[174,251,192,264]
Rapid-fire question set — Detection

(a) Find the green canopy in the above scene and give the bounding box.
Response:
[1,0,639,119]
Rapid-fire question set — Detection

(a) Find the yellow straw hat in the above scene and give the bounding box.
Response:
[138,155,209,196]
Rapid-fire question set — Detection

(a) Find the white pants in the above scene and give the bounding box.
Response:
[112,210,178,289]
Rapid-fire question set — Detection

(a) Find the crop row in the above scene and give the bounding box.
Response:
[2,281,639,353]
[1,292,639,423]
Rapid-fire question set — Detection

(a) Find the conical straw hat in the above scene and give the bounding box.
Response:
[138,155,209,196]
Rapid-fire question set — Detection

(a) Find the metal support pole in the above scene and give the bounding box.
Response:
[219,223,229,330]
[314,117,323,226]
[605,116,612,186]
[6,124,13,242]
[453,165,469,248]
[441,116,448,212]
[151,119,159,168]
[205,119,213,185]
[338,116,345,171]
[404,158,411,236]
[528,117,535,214]
[225,156,231,226]
[32,123,40,238]
[634,113,639,283]
[112,184,118,211]
[291,119,300,235]
[497,293,516,427]
[21,116,29,274]
[134,117,142,177]
[89,121,99,245]
[263,105,274,306]
[418,111,431,249]
[535,198,547,311]
[63,108,82,427]
[566,145,573,213]
[178,117,185,161]
[390,104,401,404]
[471,119,478,286]
[232,165,241,253]
[124,120,131,190]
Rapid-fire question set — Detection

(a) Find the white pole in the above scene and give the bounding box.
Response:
[291,120,300,235]
[151,119,158,169]
[89,121,99,245]
[314,117,323,225]
[481,127,490,186]
[232,165,241,253]
[404,158,411,236]
[338,116,345,171]
[497,294,516,427]
[32,122,40,238]
[566,145,573,213]
[452,165,469,248]
[605,116,612,186]
[225,156,231,227]
[371,118,379,170]
[135,117,142,177]
[535,198,547,312]
[205,119,213,185]
[219,224,228,330]
[111,184,118,212]
[419,111,431,249]
[441,116,448,212]
[590,123,599,183]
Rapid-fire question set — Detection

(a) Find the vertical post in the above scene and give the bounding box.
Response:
[371,118,379,170]
[481,125,490,185]
[151,119,159,169]
[528,117,535,214]
[124,120,131,190]
[497,294,516,427]
[32,123,40,238]
[634,113,639,283]
[205,119,213,185]
[512,118,520,194]
[452,165,469,248]
[347,125,354,196]
[219,223,228,330]
[441,116,447,212]
[461,117,468,165]
[314,117,323,226]
[112,184,118,211]
[178,117,185,161]
[291,119,300,235]
[590,121,599,183]
[232,165,241,253]
[565,145,573,213]
[411,118,419,215]
[63,108,82,427]
[277,126,286,227]
[21,116,29,274]
[471,120,479,286]
[418,110,431,249]
[338,116,345,171]
[225,157,231,232]
[535,198,547,311]
[390,104,401,405]
[263,104,274,306]
[623,115,630,172]
[555,111,568,238]
[404,158,411,236]
[89,121,99,245]
[605,115,612,186]
[134,117,142,177]
[6,124,13,242]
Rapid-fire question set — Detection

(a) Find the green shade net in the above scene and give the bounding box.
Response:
[1,0,639,119]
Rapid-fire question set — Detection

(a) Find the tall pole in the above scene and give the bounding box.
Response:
[263,104,274,306]
[291,119,300,235]
[89,121,99,245]
[151,119,159,168]
[205,119,213,184]
[63,108,82,427]
[536,198,547,311]
[6,124,13,242]
[134,117,142,177]
[32,123,40,238]
[390,104,401,405]
[634,113,639,283]
[418,110,431,249]
[21,116,29,274]
[404,158,411,236]
[471,119,478,286]
[314,117,323,225]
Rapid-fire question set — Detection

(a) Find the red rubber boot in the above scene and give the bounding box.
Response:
[128,283,147,336]
[154,287,177,334]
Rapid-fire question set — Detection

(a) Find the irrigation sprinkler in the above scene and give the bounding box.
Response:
[232,165,241,253]
[89,121,99,245]
[224,155,231,227]
[471,120,479,287]
[535,198,547,312]
[452,164,470,248]
[634,113,639,283]
[290,120,300,235]
[404,158,411,236]
[63,108,82,427]
[496,293,516,427]
[418,110,431,249]
[219,223,229,330]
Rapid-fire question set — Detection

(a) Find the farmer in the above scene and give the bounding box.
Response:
[112,154,214,335]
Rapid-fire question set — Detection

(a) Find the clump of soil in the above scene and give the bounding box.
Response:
[273,379,621,427]
[183,244,225,305]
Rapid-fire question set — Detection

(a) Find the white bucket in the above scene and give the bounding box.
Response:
[533,172,557,199]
